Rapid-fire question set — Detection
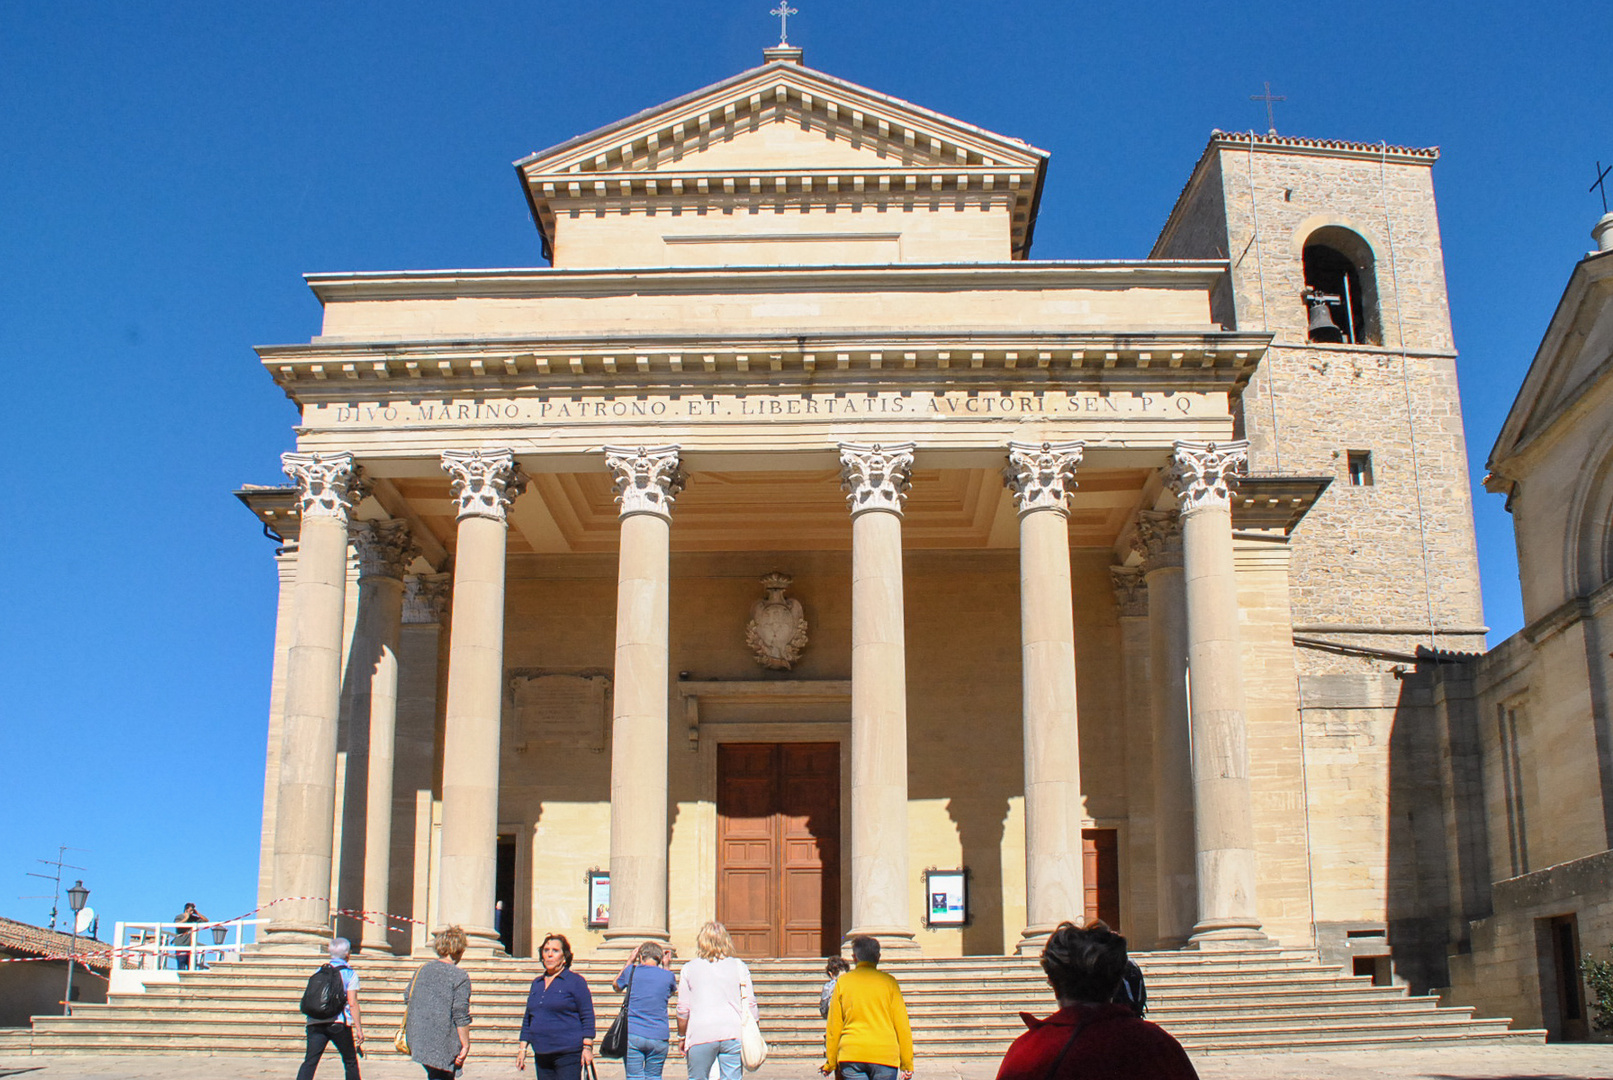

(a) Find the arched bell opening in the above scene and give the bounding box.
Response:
[1302,227,1382,346]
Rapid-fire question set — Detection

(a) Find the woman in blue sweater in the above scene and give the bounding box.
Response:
[613,942,677,1080]
[517,934,596,1080]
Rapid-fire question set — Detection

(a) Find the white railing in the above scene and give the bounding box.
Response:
[108,918,264,994]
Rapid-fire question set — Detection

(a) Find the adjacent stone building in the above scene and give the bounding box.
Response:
[1434,214,1613,1039]
[238,48,1492,980]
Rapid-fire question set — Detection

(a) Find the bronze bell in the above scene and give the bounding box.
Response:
[1304,289,1344,343]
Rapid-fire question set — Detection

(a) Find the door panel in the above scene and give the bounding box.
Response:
[717,742,840,958]
[1082,829,1121,929]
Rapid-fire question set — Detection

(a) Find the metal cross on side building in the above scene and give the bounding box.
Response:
[771,2,797,45]
[1592,160,1611,214]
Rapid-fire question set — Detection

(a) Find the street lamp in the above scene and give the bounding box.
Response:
[63,880,88,1016]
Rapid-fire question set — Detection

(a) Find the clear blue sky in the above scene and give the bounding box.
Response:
[2,1,1607,934]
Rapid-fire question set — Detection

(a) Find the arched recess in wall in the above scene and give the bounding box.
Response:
[1566,434,1613,600]
[1298,225,1384,346]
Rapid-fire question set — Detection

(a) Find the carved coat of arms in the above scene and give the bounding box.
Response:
[745,573,809,670]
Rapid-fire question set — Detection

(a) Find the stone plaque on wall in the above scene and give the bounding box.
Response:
[510,673,610,752]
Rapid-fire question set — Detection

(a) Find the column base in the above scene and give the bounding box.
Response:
[443,924,507,957]
[1014,925,1057,956]
[1186,919,1268,950]
[844,928,919,955]
[256,924,336,953]
[598,927,671,956]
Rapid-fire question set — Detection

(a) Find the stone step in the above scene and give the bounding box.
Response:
[20,951,1540,1056]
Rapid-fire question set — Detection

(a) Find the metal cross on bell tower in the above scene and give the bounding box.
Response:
[1251,81,1286,137]
[771,2,797,46]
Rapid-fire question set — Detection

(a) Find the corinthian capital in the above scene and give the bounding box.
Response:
[1004,440,1084,516]
[1110,566,1148,618]
[351,520,419,580]
[403,573,452,625]
[282,452,366,521]
[1130,510,1182,570]
[839,442,915,517]
[604,445,685,521]
[441,449,527,523]
[1166,440,1249,515]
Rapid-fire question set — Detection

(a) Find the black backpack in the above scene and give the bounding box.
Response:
[1113,959,1147,1017]
[300,963,348,1021]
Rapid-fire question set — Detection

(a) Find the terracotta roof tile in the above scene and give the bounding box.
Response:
[0,917,113,972]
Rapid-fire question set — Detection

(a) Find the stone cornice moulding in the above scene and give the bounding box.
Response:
[301,260,1234,303]
[260,333,1272,397]
[441,448,528,523]
[604,444,685,521]
[1004,440,1084,517]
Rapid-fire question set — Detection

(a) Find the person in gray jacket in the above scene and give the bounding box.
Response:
[404,926,473,1078]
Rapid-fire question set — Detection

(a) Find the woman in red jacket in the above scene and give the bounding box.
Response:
[995,922,1197,1080]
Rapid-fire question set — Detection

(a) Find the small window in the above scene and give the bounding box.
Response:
[1347,450,1374,486]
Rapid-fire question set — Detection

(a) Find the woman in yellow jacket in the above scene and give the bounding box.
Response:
[821,936,914,1080]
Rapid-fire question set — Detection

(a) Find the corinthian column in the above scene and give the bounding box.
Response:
[1167,440,1266,946]
[266,452,366,946]
[840,442,918,952]
[437,449,526,952]
[347,521,419,952]
[1005,441,1087,954]
[602,445,684,951]
[1111,565,1157,947]
[1134,511,1195,947]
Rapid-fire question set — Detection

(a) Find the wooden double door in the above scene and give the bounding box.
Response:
[717,742,841,957]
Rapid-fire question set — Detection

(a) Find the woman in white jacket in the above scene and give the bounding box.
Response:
[675,922,758,1080]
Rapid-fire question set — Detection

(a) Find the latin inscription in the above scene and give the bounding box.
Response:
[309,390,1210,428]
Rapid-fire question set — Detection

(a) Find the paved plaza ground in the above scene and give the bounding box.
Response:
[1,1047,1610,1080]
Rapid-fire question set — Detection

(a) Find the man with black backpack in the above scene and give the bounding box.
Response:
[297,937,364,1080]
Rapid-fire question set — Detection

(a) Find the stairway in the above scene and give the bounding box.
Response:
[0,950,1541,1058]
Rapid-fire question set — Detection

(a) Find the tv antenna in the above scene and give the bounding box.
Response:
[22,846,89,931]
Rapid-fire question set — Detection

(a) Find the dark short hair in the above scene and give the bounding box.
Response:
[1041,921,1127,1004]
[826,956,851,977]
[540,933,574,969]
[850,935,881,964]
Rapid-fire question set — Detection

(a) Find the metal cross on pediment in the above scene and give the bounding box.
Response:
[771,2,797,45]
[1592,161,1612,214]
[1251,81,1286,136]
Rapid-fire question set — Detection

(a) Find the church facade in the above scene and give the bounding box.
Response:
[240,50,1487,982]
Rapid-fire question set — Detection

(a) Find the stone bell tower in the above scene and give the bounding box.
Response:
[1152,131,1487,988]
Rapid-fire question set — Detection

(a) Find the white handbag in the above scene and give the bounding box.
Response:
[738,979,768,1071]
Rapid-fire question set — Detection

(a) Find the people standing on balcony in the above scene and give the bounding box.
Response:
[676,921,758,1080]
[403,925,473,1079]
[994,922,1197,1080]
[613,941,678,1080]
[821,936,913,1080]
[518,933,596,1080]
[170,902,206,970]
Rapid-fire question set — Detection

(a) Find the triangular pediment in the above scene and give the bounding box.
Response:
[516,61,1047,180]
[1490,251,1613,473]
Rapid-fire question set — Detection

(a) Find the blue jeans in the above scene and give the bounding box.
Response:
[840,1064,899,1080]
[685,1037,741,1080]
[626,1034,669,1080]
